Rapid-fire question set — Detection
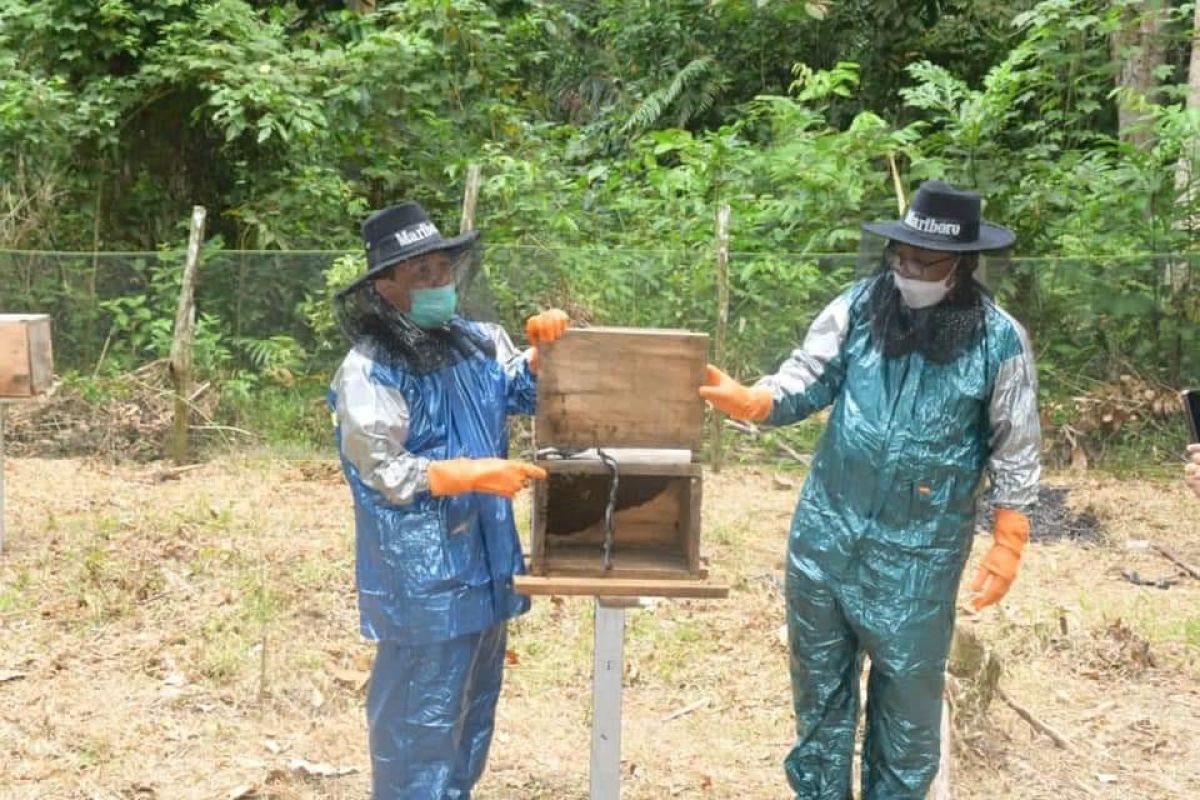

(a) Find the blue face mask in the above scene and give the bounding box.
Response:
[406,283,458,328]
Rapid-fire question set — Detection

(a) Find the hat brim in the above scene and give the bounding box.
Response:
[336,229,481,298]
[861,220,1015,252]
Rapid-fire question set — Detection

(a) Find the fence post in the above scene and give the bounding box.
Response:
[168,206,206,464]
[887,153,907,215]
[711,204,731,472]
[460,164,482,235]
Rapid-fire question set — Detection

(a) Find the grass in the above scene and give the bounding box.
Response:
[0,581,27,614]
[1,457,1198,799]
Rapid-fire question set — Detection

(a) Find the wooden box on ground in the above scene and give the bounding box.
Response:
[0,314,53,398]
[515,327,727,599]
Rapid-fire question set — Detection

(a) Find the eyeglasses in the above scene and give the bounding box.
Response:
[394,252,456,289]
[884,244,960,280]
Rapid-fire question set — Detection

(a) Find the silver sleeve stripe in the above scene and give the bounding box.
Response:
[756,293,852,400]
[479,321,533,375]
[333,348,430,505]
[987,311,1041,510]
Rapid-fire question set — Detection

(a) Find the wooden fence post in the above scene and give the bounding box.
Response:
[168,206,206,464]
[711,204,731,472]
[460,164,482,235]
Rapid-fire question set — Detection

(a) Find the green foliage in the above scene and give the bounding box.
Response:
[299,253,364,357]
[0,0,1196,465]
[621,57,725,137]
[96,254,234,374]
[218,380,334,452]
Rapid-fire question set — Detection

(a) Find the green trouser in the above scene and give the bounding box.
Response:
[784,564,956,800]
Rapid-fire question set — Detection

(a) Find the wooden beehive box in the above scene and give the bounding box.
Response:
[0,314,53,398]
[515,327,727,598]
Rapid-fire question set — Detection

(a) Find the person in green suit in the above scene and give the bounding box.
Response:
[701,181,1041,799]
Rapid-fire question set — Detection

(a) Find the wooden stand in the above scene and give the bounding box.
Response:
[515,325,728,799]
[590,597,630,800]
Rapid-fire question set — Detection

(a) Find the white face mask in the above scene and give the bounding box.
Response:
[893,271,952,309]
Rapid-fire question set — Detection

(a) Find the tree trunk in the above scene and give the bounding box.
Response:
[1173,0,1200,228]
[1111,0,1167,150]
[1165,0,1200,381]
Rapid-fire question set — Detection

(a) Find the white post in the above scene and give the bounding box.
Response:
[591,598,627,799]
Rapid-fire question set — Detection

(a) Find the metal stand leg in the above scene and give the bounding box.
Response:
[591,598,627,800]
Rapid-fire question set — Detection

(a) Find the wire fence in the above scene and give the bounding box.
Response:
[0,246,1196,463]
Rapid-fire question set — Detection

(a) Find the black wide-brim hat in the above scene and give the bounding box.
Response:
[862,180,1016,252]
[337,201,480,297]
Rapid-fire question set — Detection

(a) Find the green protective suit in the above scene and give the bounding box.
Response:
[758,277,1040,799]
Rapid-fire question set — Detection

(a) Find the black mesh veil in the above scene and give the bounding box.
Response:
[453,240,499,323]
[333,239,501,375]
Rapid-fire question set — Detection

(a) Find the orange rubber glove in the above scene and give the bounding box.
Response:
[427,458,548,498]
[525,308,569,344]
[525,308,569,374]
[970,508,1031,610]
[698,364,774,423]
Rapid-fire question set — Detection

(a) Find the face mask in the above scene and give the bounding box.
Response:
[892,271,952,309]
[406,283,457,328]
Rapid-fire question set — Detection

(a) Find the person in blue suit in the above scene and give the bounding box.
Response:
[329,201,568,799]
[702,181,1041,799]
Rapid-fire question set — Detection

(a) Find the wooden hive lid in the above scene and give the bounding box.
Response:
[534,326,708,453]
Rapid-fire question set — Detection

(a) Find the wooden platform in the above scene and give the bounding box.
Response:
[514,573,729,599]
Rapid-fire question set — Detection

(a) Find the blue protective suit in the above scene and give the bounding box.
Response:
[757,277,1040,799]
[330,317,536,799]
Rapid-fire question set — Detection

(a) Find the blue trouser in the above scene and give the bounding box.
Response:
[367,622,508,800]
[784,566,955,800]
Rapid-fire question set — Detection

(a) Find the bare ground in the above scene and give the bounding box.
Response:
[1,457,1198,800]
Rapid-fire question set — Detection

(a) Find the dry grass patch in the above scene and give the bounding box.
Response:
[1,460,1197,799]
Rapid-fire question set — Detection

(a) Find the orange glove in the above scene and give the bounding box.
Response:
[525,308,569,374]
[970,508,1031,610]
[526,308,569,344]
[427,458,548,498]
[698,364,774,423]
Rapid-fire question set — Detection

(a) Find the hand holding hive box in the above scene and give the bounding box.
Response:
[0,314,53,398]
[513,326,729,599]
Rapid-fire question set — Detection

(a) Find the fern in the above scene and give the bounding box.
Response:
[235,335,306,371]
[621,56,721,136]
